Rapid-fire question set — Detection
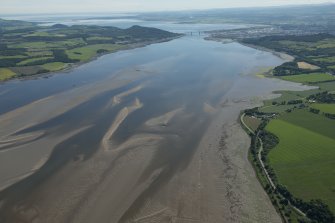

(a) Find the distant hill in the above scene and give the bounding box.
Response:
[51,24,68,29]
[0,18,181,81]
[0,18,35,28]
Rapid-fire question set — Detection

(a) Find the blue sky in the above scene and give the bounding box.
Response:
[1,0,334,14]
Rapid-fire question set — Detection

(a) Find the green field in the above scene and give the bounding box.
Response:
[17,57,53,66]
[317,82,335,92]
[313,57,335,63]
[281,73,335,83]
[41,62,69,72]
[260,90,317,114]
[311,103,335,115]
[0,55,26,59]
[23,31,65,38]
[66,44,124,61]
[0,68,16,81]
[259,104,296,114]
[266,110,335,212]
[12,38,86,50]
[280,109,335,139]
[86,36,114,41]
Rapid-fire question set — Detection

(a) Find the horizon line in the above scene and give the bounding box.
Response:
[0,2,334,16]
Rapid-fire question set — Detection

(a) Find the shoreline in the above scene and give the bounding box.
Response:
[239,42,295,62]
[205,36,295,62]
[0,36,182,84]
[199,67,312,222]
[205,35,314,221]
[235,45,319,222]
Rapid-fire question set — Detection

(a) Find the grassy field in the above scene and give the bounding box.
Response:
[317,82,335,92]
[66,44,124,61]
[13,39,86,50]
[266,112,335,212]
[0,68,16,81]
[41,62,69,72]
[312,57,335,63]
[86,36,114,41]
[281,73,335,83]
[260,104,296,114]
[260,90,315,114]
[17,57,53,66]
[0,55,26,59]
[280,109,335,139]
[311,103,335,115]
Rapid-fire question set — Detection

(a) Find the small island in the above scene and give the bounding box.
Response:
[0,18,180,81]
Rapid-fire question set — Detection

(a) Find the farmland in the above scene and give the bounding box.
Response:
[41,62,69,72]
[0,18,180,81]
[266,115,335,212]
[280,72,335,83]
[245,98,335,222]
[311,103,335,115]
[66,44,124,61]
[239,32,335,222]
[257,81,335,218]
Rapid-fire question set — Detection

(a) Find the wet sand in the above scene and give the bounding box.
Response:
[0,37,313,223]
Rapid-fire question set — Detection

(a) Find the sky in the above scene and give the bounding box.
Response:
[0,0,334,14]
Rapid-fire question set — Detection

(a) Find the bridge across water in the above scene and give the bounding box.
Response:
[185,31,206,36]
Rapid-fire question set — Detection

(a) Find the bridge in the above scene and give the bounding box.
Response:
[185,31,206,36]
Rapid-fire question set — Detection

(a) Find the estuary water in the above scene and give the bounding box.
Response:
[0,23,311,223]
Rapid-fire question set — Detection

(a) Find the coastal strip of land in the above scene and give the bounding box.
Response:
[0,18,181,81]
[235,34,335,223]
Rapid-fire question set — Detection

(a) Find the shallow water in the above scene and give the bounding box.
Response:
[0,33,297,222]
[0,36,282,114]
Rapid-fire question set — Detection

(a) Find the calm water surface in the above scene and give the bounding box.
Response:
[0,36,283,115]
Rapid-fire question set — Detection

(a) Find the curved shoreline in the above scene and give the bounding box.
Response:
[239,42,295,62]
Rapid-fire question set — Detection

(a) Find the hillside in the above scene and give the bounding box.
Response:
[0,19,180,81]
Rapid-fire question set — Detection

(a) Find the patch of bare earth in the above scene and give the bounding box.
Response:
[297,61,320,70]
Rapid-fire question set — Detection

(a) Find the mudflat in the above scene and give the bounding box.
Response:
[0,36,312,223]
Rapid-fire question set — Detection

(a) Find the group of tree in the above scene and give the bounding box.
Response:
[287,99,303,105]
[309,108,320,114]
[307,91,335,103]
[277,185,335,223]
[273,62,309,76]
[324,113,335,119]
